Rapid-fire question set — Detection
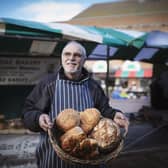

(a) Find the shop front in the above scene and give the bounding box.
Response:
[0,57,60,167]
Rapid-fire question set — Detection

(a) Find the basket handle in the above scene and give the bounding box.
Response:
[48,128,54,143]
[120,126,128,140]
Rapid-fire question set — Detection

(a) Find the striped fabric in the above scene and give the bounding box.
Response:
[0,17,148,49]
[114,69,153,78]
[36,74,105,168]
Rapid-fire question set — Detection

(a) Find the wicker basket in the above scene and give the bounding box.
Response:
[48,124,126,165]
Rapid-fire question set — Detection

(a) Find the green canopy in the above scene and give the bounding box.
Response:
[0,18,148,57]
[0,17,168,64]
[0,17,147,48]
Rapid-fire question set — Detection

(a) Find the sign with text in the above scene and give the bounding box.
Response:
[0,57,60,85]
[0,134,39,167]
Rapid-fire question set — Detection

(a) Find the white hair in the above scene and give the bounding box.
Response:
[62,41,86,58]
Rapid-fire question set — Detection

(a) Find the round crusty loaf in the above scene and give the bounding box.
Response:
[70,138,99,159]
[80,108,101,134]
[76,138,99,159]
[56,108,80,132]
[90,118,120,152]
[60,126,86,153]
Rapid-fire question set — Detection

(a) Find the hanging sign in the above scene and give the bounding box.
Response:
[92,60,107,73]
[122,60,141,71]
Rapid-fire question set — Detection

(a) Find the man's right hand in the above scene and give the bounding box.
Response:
[39,114,53,131]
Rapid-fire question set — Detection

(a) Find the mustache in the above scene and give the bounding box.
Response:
[66,61,77,64]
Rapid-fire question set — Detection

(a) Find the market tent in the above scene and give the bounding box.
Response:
[1,18,168,63]
[1,18,168,95]
[1,18,168,64]
[88,30,168,65]
[0,17,147,57]
[0,18,168,119]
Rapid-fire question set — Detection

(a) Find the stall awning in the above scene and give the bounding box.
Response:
[114,69,153,78]
[0,18,168,65]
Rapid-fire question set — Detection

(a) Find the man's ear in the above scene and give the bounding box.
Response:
[83,58,86,65]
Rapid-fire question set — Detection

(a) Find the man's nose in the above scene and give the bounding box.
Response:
[69,54,75,60]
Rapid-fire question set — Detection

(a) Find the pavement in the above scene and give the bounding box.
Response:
[107,108,168,168]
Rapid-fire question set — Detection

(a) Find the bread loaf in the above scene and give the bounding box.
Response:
[71,138,99,159]
[80,108,101,134]
[79,138,99,159]
[90,118,120,152]
[60,126,86,152]
[56,108,80,132]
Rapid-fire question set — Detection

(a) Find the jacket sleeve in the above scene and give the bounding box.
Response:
[89,79,121,119]
[22,79,51,132]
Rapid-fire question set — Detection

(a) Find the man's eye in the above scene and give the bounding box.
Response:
[63,52,82,57]
[74,53,82,57]
[64,52,71,56]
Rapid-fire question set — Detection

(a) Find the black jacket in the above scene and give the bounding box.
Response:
[22,67,117,132]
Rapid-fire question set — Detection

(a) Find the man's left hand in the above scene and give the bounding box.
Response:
[113,112,129,134]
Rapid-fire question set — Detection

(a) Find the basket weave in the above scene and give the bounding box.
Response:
[48,125,124,165]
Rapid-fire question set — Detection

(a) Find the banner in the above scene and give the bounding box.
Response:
[0,57,60,85]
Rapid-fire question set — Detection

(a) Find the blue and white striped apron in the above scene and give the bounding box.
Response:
[36,74,106,168]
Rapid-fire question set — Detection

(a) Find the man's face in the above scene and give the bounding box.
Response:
[61,43,85,75]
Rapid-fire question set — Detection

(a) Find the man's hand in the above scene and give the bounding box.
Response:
[39,114,53,131]
[113,112,129,134]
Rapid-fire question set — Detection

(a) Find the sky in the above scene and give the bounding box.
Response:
[0,0,123,22]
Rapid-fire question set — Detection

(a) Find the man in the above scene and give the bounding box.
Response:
[22,41,129,168]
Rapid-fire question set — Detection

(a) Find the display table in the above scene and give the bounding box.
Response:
[109,98,151,113]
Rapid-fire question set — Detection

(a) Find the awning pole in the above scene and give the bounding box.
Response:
[105,46,110,96]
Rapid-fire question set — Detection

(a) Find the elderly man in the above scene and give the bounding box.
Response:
[22,41,129,168]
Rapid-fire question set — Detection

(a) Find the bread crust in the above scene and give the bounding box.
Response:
[60,126,86,152]
[80,108,101,134]
[90,118,120,152]
[56,108,80,132]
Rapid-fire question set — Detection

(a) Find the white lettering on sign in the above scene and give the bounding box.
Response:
[0,57,60,85]
[0,134,39,167]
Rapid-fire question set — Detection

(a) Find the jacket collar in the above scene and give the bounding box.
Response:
[58,66,90,82]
